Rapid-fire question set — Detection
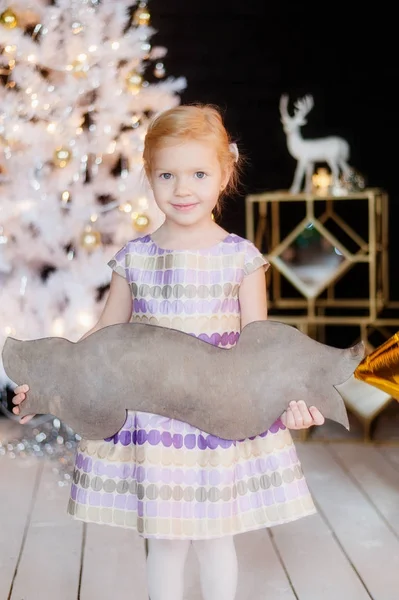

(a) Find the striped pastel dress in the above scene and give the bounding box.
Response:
[67,233,316,539]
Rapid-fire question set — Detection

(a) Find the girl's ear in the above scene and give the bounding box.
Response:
[220,165,232,191]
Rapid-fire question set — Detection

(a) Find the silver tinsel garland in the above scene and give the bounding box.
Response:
[0,416,81,486]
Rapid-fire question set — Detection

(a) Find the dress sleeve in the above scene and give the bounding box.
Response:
[107,244,128,280]
[243,240,270,277]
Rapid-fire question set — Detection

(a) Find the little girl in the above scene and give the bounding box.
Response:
[13,104,324,600]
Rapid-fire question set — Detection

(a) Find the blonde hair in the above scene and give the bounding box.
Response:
[143,104,243,218]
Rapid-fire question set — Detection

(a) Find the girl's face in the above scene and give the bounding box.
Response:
[148,139,230,228]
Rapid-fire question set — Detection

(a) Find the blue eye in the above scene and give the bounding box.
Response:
[195,171,206,179]
[160,173,172,180]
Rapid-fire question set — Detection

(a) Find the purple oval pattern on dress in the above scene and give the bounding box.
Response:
[119,430,131,446]
[82,457,92,473]
[173,434,183,449]
[161,432,172,447]
[147,430,161,445]
[137,430,147,445]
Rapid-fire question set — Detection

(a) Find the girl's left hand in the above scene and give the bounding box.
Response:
[281,401,325,430]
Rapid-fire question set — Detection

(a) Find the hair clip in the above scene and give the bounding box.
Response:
[229,142,239,163]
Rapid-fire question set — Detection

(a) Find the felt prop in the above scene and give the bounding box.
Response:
[2,320,365,440]
[354,331,399,400]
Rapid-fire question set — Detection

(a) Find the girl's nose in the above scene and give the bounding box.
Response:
[174,179,191,196]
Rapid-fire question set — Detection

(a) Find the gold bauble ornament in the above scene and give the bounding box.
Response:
[80,225,101,251]
[125,70,143,94]
[132,212,150,231]
[53,147,72,168]
[0,9,18,29]
[68,58,88,78]
[133,5,150,26]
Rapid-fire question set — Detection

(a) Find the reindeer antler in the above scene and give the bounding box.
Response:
[279,94,289,119]
[293,95,314,117]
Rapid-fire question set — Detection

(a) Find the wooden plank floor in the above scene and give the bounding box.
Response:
[1,418,399,600]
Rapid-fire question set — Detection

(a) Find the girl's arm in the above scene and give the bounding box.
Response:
[79,272,132,341]
[238,268,324,430]
[239,267,268,329]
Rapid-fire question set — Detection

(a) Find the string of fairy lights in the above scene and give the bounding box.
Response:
[0,1,173,254]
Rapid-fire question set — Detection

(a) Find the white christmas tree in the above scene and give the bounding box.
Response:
[0,0,186,390]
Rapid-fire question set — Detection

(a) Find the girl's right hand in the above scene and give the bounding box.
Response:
[12,384,35,424]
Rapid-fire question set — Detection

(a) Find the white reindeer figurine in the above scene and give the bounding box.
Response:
[279,94,351,194]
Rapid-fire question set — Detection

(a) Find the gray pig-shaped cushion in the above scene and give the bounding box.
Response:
[2,320,365,440]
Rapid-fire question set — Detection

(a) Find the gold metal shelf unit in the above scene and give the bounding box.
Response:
[245,188,399,442]
[245,188,392,327]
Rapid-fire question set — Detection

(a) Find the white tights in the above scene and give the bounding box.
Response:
[146,536,238,600]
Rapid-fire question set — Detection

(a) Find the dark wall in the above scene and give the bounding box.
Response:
[150,1,398,298]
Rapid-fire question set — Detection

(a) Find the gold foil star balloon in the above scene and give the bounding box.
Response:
[354,332,399,400]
